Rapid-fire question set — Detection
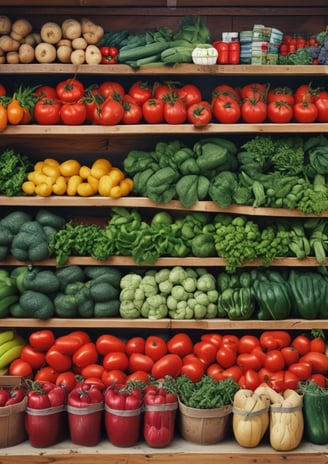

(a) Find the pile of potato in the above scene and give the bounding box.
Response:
[0,15,104,64]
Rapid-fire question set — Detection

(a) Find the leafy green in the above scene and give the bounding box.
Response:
[0,148,32,195]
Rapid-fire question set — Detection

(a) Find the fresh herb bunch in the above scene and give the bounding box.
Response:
[0,148,32,195]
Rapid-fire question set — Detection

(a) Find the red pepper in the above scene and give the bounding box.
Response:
[100,46,119,64]
[143,379,177,448]
[104,382,143,447]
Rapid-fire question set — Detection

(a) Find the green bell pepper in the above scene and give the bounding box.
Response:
[218,287,255,320]
[253,280,292,320]
[288,270,328,319]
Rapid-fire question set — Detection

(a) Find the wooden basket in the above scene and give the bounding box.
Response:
[0,376,27,448]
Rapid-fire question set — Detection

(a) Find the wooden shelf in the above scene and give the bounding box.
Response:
[0,317,326,330]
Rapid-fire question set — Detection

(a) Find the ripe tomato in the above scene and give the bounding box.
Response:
[145,336,167,362]
[163,99,187,124]
[153,83,175,100]
[177,83,202,108]
[288,361,312,380]
[56,371,77,392]
[60,101,87,125]
[142,98,164,123]
[281,346,300,366]
[20,345,46,370]
[0,83,6,96]
[35,85,57,101]
[9,358,33,377]
[239,369,260,390]
[126,370,150,383]
[99,81,125,100]
[167,333,193,357]
[293,101,318,123]
[34,99,62,125]
[222,365,242,383]
[72,342,98,368]
[314,97,328,122]
[126,337,145,356]
[122,99,143,124]
[193,341,217,366]
[241,99,267,123]
[103,351,129,371]
[216,346,237,368]
[180,359,205,382]
[34,366,59,384]
[294,84,315,103]
[299,352,328,374]
[211,84,240,104]
[93,97,124,125]
[187,101,212,126]
[151,354,183,379]
[267,86,295,106]
[56,78,85,103]
[260,331,291,350]
[264,350,285,372]
[283,371,299,390]
[81,363,105,379]
[238,335,260,353]
[310,373,327,387]
[267,101,293,123]
[212,99,240,123]
[291,334,311,355]
[128,80,153,105]
[29,329,56,352]
[236,352,262,372]
[54,334,83,355]
[45,346,72,372]
[207,363,224,381]
[201,333,222,348]
[96,334,126,356]
[221,334,239,352]
[128,353,154,373]
[101,369,126,387]
[310,335,326,353]
[240,83,267,101]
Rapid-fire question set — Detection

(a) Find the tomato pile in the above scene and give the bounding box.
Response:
[8,329,328,393]
[1,78,328,130]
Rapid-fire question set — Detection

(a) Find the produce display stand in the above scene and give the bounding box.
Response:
[1,0,328,462]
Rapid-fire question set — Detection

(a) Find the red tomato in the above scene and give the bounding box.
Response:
[267,86,295,106]
[236,352,262,372]
[294,84,314,103]
[241,99,267,123]
[216,346,237,368]
[211,84,240,104]
[55,334,83,355]
[128,80,153,105]
[20,345,46,370]
[128,353,154,373]
[238,335,260,353]
[142,98,164,123]
[239,369,260,390]
[60,101,87,125]
[122,99,143,124]
[310,335,326,353]
[99,81,125,100]
[34,99,62,124]
[299,352,328,374]
[0,84,6,96]
[34,85,57,100]
[125,337,145,356]
[240,83,267,101]
[291,334,311,355]
[45,346,72,372]
[81,363,105,379]
[163,99,187,124]
[310,373,327,387]
[193,341,217,366]
[103,351,129,371]
[56,371,77,392]
[260,331,291,350]
[221,334,239,352]
[212,98,241,124]
[101,369,126,387]
[265,370,285,392]
[151,354,183,379]
[153,83,175,100]
[283,370,299,390]
[126,370,150,383]
[201,333,222,348]
[267,101,293,123]
[84,86,103,122]
[293,101,318,123]
[314,97,328,122]
[180,359,205,382]
[96,334,126,356]
[8,358,33,377]
[72,342,98,368]
[251,346,267,365]
[281,346,300,366]
[34,366,59,384]
[222,365,242,383]
[177,83,202,108]
[167,333,193,357]
[187,101,212,126]
[288,361,312,380]
[29,329,56,352]
[145,335,167,362]
[207,363,224,381]
[93,97,124,125]
[264,350,285,372]
[56,78,85,103]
